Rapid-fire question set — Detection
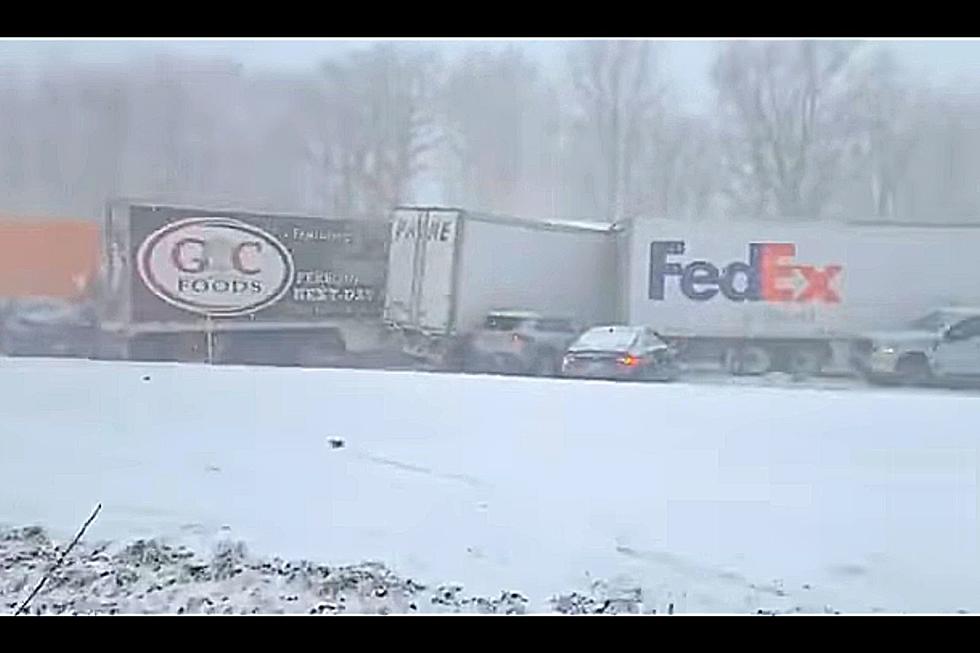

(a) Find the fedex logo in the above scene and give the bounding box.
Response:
[648,241,842,303]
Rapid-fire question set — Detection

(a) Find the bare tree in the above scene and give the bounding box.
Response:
[11,40,975,229]
[839,49,924,219]
[712,40,860,219]
[568,40,666,221]
[74,71,131,214]
[0,69,27,208]
[629,110,725,219]
[318,45,442,218]
[440,47,561,216]
[903,95,980,220]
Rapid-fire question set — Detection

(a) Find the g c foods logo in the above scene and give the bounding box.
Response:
[137,217,296,317]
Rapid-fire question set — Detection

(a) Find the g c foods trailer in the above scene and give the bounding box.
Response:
[101,199,390,365]
[618,217,980,376]
[383,207,618,367]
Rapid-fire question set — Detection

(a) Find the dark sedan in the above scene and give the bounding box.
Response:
[561,325,679,382]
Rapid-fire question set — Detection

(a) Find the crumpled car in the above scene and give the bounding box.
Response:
[1,298,98,359]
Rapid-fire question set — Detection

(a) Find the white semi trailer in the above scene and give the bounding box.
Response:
[617,217,980,376]
[383,207,618,367]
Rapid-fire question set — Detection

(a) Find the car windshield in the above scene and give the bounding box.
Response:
[907,312,954,331]
[570,327,639,352]
[535,319,575,333]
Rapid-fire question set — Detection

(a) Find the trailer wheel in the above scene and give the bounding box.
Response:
[460,348,483,374]
[724,345,772,376]
[896,354,933,386]
[787,348,825,378]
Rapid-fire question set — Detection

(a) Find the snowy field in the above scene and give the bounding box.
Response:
[2,357,979,613]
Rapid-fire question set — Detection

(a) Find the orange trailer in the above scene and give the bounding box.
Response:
[0,218,101,301]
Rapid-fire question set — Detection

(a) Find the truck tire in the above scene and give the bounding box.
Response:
[724,345,772,376]
[787,348,826,378]
[461,349,486,374]
[439,336,467,373]
[530,350,559,378]
[644,359,680,382]
[896,353,933,386]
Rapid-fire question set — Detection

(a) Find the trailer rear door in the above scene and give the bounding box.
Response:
[383,208,461,334]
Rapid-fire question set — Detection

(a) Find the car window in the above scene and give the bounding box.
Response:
[534,319,575,333]
[639,330,667,349]
[908,311,959,331]
[908,312,946,331]
[484,316,527,331]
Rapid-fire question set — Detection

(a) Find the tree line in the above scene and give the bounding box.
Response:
[0,40,977,223]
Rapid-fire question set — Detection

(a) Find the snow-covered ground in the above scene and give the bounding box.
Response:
[2,357,979,613]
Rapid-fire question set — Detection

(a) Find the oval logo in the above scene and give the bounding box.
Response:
[137,217,296,317]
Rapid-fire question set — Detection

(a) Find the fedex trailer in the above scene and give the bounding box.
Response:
[618,217,980,376]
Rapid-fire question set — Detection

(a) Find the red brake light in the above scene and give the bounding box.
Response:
[618,354,642,367]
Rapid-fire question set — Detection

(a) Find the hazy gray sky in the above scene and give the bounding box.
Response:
[2,38,978,113]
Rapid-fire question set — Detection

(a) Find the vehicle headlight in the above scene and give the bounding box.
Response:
[874,344,896,355]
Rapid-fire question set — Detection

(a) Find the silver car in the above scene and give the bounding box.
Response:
[855,307,980,386]
[463,311,582,376]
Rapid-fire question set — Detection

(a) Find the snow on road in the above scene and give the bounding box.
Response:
[2,357,979,613]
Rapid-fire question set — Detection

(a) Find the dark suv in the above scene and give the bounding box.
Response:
[1,298,99,359]
[462,310,582,376]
